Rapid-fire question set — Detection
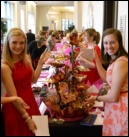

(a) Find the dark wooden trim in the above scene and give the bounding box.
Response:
[103,1,118,31]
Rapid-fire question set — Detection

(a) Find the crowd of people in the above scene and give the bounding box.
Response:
[1,27,128,136]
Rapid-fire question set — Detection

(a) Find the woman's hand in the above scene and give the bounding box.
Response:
[87,96,96,104]
[79,56,87,66]
[77,54,85,63]
[26,118,37,134]
[14,96,30,110]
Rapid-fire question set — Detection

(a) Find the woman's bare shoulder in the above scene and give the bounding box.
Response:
[1,61,10,69]
[114,57,128,73]
[1,61,12,74]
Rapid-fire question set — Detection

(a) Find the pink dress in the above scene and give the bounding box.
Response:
[2,60,41,136]
[103,56,128,136]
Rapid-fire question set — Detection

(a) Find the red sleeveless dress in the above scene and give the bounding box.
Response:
[76,45,102,85]
[2,60,41,136]
[86,45,102,85]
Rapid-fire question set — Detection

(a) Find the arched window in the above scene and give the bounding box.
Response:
[62,19,73,31]
[28,12,35,34]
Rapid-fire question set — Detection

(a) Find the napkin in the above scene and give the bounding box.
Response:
[32,115,50,136]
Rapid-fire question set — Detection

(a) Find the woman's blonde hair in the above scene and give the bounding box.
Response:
[2,28,27,68]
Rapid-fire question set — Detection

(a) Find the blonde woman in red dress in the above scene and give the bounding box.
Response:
[88,28,128,136]
[1,28,51,136]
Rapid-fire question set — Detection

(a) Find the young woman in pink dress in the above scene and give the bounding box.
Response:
[1,28,51,136]
[88,28,128,136]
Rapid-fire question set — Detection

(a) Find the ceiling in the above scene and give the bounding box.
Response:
[34,1,74,12]
[50,6,74,12]
[34,1,74,6]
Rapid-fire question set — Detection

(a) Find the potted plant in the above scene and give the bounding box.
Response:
[1,18,7,35]
[1,18,7,43]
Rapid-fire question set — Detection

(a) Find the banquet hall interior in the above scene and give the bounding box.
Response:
[1,1,128,52]
[1,1,128,136]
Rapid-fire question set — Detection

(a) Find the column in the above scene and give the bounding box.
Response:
[74,1,82,32]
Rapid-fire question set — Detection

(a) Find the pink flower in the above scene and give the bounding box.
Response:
[56,43,64,49]
[63,47,72,56]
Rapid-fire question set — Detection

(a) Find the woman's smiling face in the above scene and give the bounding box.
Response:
[103,34,119,56]
[9,35,25,57]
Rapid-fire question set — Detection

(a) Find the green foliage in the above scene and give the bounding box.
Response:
[1,18,7,34]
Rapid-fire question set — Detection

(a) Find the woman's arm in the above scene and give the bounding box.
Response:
[1,96,30,110]
[28,49,51,83]
[93,48,107,82]
[1,64,29,114]
[88,59,128,103]
[1,96,18,104]
[1,96,19,104]
[1,64,37,133]
[98,59,128,102]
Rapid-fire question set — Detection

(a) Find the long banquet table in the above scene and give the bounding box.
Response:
[32,46,104,136]
[49,121,102,136]
[32,68,104,136]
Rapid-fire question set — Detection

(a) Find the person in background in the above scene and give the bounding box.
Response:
[69,29,79,47]
[58,30,64,40]
[39,30,48,40]
[35,34,41,41]
[47,30,53,37]
[61,31,71,45]
[46,31,59,51]
[27,36,47,70]
[78,32,85,48]
[26,29,35,46]
[87,28,128,136]
[1,28,51,136]
[78,28,102,85]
